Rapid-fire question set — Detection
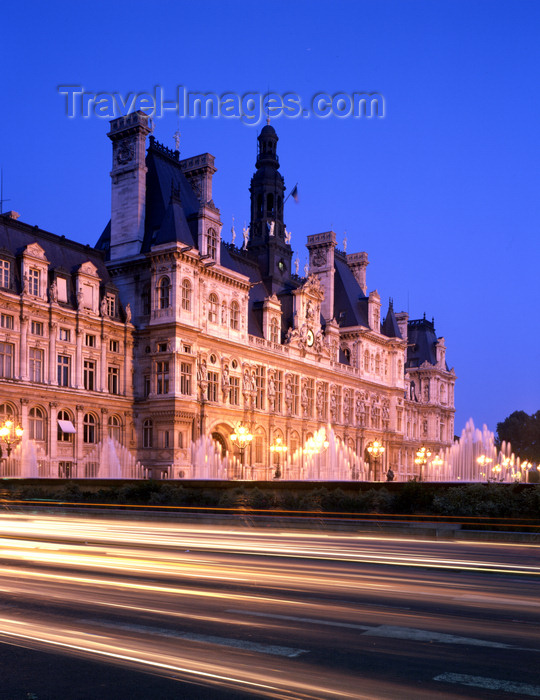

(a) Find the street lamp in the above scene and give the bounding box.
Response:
[230,423,253,479]
[0,419,24,462]
[414,445,432,481]
[366,439,385,481]
[270,436,287,479]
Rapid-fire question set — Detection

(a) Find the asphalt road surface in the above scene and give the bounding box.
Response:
[0,511,539,699]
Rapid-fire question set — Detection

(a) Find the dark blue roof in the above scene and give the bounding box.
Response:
[406,317,438,368]
[333,255,369,328]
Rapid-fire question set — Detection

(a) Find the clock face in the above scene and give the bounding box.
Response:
[278,260,285,273]
[306,329,314,347]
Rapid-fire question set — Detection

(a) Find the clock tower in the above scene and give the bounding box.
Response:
[247,124,293,294]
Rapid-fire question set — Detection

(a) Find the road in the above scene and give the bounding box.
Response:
[0,511,539,699]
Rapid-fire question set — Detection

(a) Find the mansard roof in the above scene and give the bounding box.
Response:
[332,254,369,328]
[406,316,438,368]
[1,214,113,290]
[381,301,402,338]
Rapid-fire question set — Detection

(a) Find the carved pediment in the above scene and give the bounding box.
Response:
[23,242,48,262]
[78,261,99,277]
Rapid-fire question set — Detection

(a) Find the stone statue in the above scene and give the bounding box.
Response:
[304,262,309,277]
[284,228,292,244]
[197,359,208,384]
[125,303,132,323]
[22,272,29,294]
[242,225,249,250]
[294,257,299,275]
[231,217,236,244]
[49,279,58,303]
[268,221,275,237]
[100,295,107,315]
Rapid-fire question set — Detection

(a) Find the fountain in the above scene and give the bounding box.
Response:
[83,438,144,479]
[431,418,529,483]
[187,435,241,479]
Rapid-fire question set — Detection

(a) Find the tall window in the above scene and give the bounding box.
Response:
[364,350,370,372]
[229,375,240,405]
[181,279,192,311]
[305,378,314,418]
[254,365,265,410]
[0,260,10,288]
[29,406,46,441]
[106,294,116,317]
[59,327,70,342]
[0,342,14,378]
[85,334,96,347]
[156,361,169,394]
[28,268,40,296]
[291,374,299,416]
[83,413,98,443]
[208,293,218,323]
[158,276,171,309]
[108,366,119,394]
[180,362,191,395]
[57,409,74,442]
[207,371,219,402]
[109,339,119,353]
[108,415,122,441]
[143,419,153,448]
[274,370,283,414]
[207,228,218,260]
[270,318,279,343]
[57,354,71,386]
[29,348,44,383]
[230,301,240,330]
[83,360,96,391]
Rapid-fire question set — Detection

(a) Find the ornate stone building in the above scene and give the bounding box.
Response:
[0,111,456,479]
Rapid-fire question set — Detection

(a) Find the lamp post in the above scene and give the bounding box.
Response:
[0,420,24,470]
[414,445,431,481]
[270,437,287,479]
[366,439,385,481]
[230,424,253,479]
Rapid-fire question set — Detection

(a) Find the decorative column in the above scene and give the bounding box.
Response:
[100,332,107,391]
[75,329,83,389]
[49,322,58,385]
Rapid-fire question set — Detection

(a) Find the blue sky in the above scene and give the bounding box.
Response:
[2,0,539,435]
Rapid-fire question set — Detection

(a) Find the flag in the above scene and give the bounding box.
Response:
[291,184,299,203]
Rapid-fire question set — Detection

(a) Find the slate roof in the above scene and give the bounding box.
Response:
[406,317,439,368]
[1,214,114,296]
[381,301,402,338]
[333,253,369,328]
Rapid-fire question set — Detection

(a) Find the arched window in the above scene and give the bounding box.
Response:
[267,193,274,214]
[364,350,370,372]
[207,228,218,260]
[181,279,191,311]
[0,403,15,422]
[83,413,98,444]
[230,301,240,331]
[29,406,46,441]
[158,276,171,309]
[108,415,122,442]
[208,293,218,323]
[143,419,153,448]
[343,347,351,364]
[269,317,279,342]
[57,409,74,443]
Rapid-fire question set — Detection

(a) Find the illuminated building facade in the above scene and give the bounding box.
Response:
[0,112,456,479]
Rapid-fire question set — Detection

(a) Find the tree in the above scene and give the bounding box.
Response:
[496,410,540,463]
